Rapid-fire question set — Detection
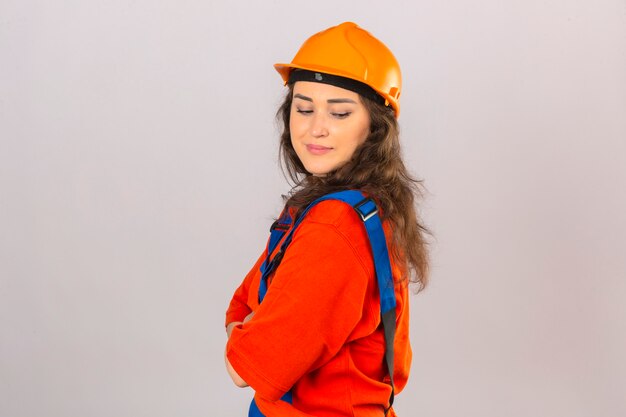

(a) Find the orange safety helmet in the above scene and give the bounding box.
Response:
[274,22,402,117]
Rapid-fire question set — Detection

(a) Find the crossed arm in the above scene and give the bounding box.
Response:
[224,312,255,387]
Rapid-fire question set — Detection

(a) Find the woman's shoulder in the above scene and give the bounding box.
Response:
[301,198,368,232]
[293,199,376,270]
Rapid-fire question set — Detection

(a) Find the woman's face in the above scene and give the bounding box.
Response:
[290,81,371,176]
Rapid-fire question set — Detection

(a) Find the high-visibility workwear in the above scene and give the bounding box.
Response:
[274,22,403,117]
[248,191,396,416]
[226,193,412,417]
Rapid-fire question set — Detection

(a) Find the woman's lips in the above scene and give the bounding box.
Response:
[306,144,333,155]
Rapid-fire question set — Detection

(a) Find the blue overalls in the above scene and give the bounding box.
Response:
[248,190,396,416]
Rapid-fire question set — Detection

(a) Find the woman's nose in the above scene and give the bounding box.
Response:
[310,112,329,138]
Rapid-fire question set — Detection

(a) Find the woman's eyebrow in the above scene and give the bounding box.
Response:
[327,98,356,104]
[293,93,356,104]
[294,93,313,102]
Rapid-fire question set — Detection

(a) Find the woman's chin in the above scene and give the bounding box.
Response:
[304,165,332,177]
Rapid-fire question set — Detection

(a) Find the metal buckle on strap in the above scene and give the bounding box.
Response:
[354,197,378,222]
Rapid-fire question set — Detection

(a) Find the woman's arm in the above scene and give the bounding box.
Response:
[225,344,248,387]
[225,249,267,327]
[225,207,372,401]
[225,321,241,339]
[225,312,255,387]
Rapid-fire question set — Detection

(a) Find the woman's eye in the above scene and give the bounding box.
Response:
[296,109,313,115]
[332,112,351,119]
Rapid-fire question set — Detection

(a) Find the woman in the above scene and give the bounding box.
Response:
[224,22,431,417]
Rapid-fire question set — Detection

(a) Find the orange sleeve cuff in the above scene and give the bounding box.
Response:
[226,328,289,401]
[225,307,250,327]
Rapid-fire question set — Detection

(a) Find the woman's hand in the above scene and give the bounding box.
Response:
[225,347,249,387]
[226,311,255,339]
[226,321,242,339]
[225,315,252,388]
[243,311,255,323]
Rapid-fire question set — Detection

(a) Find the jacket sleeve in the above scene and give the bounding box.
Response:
[225,219,372,401]
[224,247,267,327]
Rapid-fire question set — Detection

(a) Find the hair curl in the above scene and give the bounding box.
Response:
[277,85,432,291]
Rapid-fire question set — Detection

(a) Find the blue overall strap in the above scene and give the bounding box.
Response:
[258,211,292,303]
[248,392,292,417]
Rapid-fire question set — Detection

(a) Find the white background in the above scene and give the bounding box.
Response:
[1,1,625,416]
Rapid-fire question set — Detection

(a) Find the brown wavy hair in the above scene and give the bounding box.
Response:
[276,84,432,291]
